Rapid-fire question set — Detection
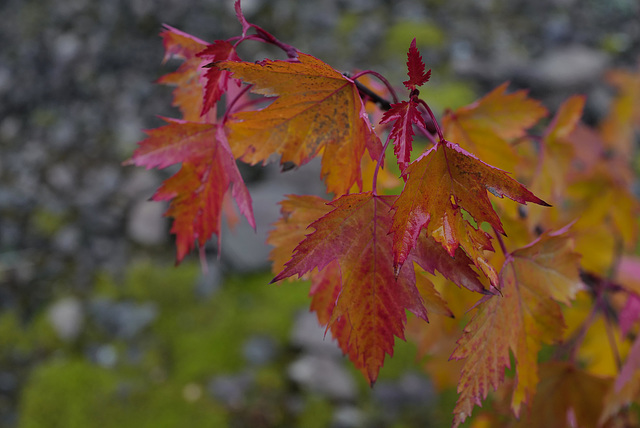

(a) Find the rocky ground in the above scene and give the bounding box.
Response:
[1,0,638,426]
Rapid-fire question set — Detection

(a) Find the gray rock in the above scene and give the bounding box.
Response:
[208,372,254,408]
[92,344,118,368]
[290,311,342,357]
[333,405,365,428]
[194,260,222,298]
[288,354,356,401]
[120,169,161,200]
[90,298,157,339]
[76,165,121,206]
[242,335,279,366]
[127,200,168,246]
[219,181,291,272]
[46,163,77,193]
[220,159,327,272]
[371,371,435,418]
[527,46,609,88]
[53,32,82,65]
[53,226,81,254]
[48,297,84,341]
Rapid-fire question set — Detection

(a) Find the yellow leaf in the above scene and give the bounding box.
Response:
[219,53,382,196]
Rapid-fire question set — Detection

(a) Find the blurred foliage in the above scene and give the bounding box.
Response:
[384,21,446,57]
[16,261,456,427]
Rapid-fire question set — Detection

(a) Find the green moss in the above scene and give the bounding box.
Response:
[337,13,360,36]
[0,310,59,356]
[105,382,227,428]
[31,209,67,236]
[297,396,333,428]
[20,261,320,427]
[94,260,200,305]
[384,21,445,58]
[164,273,310,382]
[376,336,420,381]
[20,360,119,428]
[420,80,477,113]
[19,359,228,428]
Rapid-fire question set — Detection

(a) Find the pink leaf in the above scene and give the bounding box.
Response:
[403,38,431,90]
[380,101,426,174]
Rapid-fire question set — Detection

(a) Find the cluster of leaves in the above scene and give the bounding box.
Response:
[125,2,640,426]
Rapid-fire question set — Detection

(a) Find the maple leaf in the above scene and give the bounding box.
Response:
[566,166,639,253]
[411,230,487,295]
[619,292,640,337]
[600,68,640,158]
[271,193,427,383]
[616,333,640,393]
[380,100,426,174]
[450,227,582,426]
[217,53,382,196]
[601,371,640,425]
[443,83,547,171]
[510,362,611,428]
[403,38,431,90]
[527,95,585,229]
[156,26,212,122]
[197,40,239,116]
[534,96,585,197]
[270,193,488,383]
[267,194,333,276]
[391,140,549,285]
[125,121,254,262]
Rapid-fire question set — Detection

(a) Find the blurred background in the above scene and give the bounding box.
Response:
[0,0,638,426]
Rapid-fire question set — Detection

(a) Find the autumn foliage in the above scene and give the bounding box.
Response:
[125,2,640,426]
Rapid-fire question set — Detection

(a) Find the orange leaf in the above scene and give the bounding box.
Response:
[196,40,239,116]
[272,192,487,384]
[450,228,582,426]
[511,362,611,428]
[272,193,428,383]
[600,68,640,158]
[443,82,547,171]
[391,141,548,286]
[528,95,585,228]
[267,194,333,276]
[125,121,254,262]
[380,100,426,174]
[218,53,382,195]
[157,26,212,122]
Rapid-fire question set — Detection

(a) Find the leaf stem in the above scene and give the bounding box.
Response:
[222,83,254,124]
[567,299,600,364]
[417,99,444,143]
[604,311,623,371]
[416,124,439,147]
[492,226,509,257]
[351,70,399,104]
[353,80,392,111]
[372,132,393,195]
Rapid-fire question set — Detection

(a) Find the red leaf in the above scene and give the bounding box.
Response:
[157,26,211,122]
[309,260,342,327]
[197,40,239,116]
[218,54,382,196]
[616,333,640,392]
[451,228,582,425]
[411,231,487,294]
[272,193,428,384]
[619,293,640,337]
[380,100,426,174]
[403,38,431,90]
[391,141,548,284]
[125,121,254,262]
